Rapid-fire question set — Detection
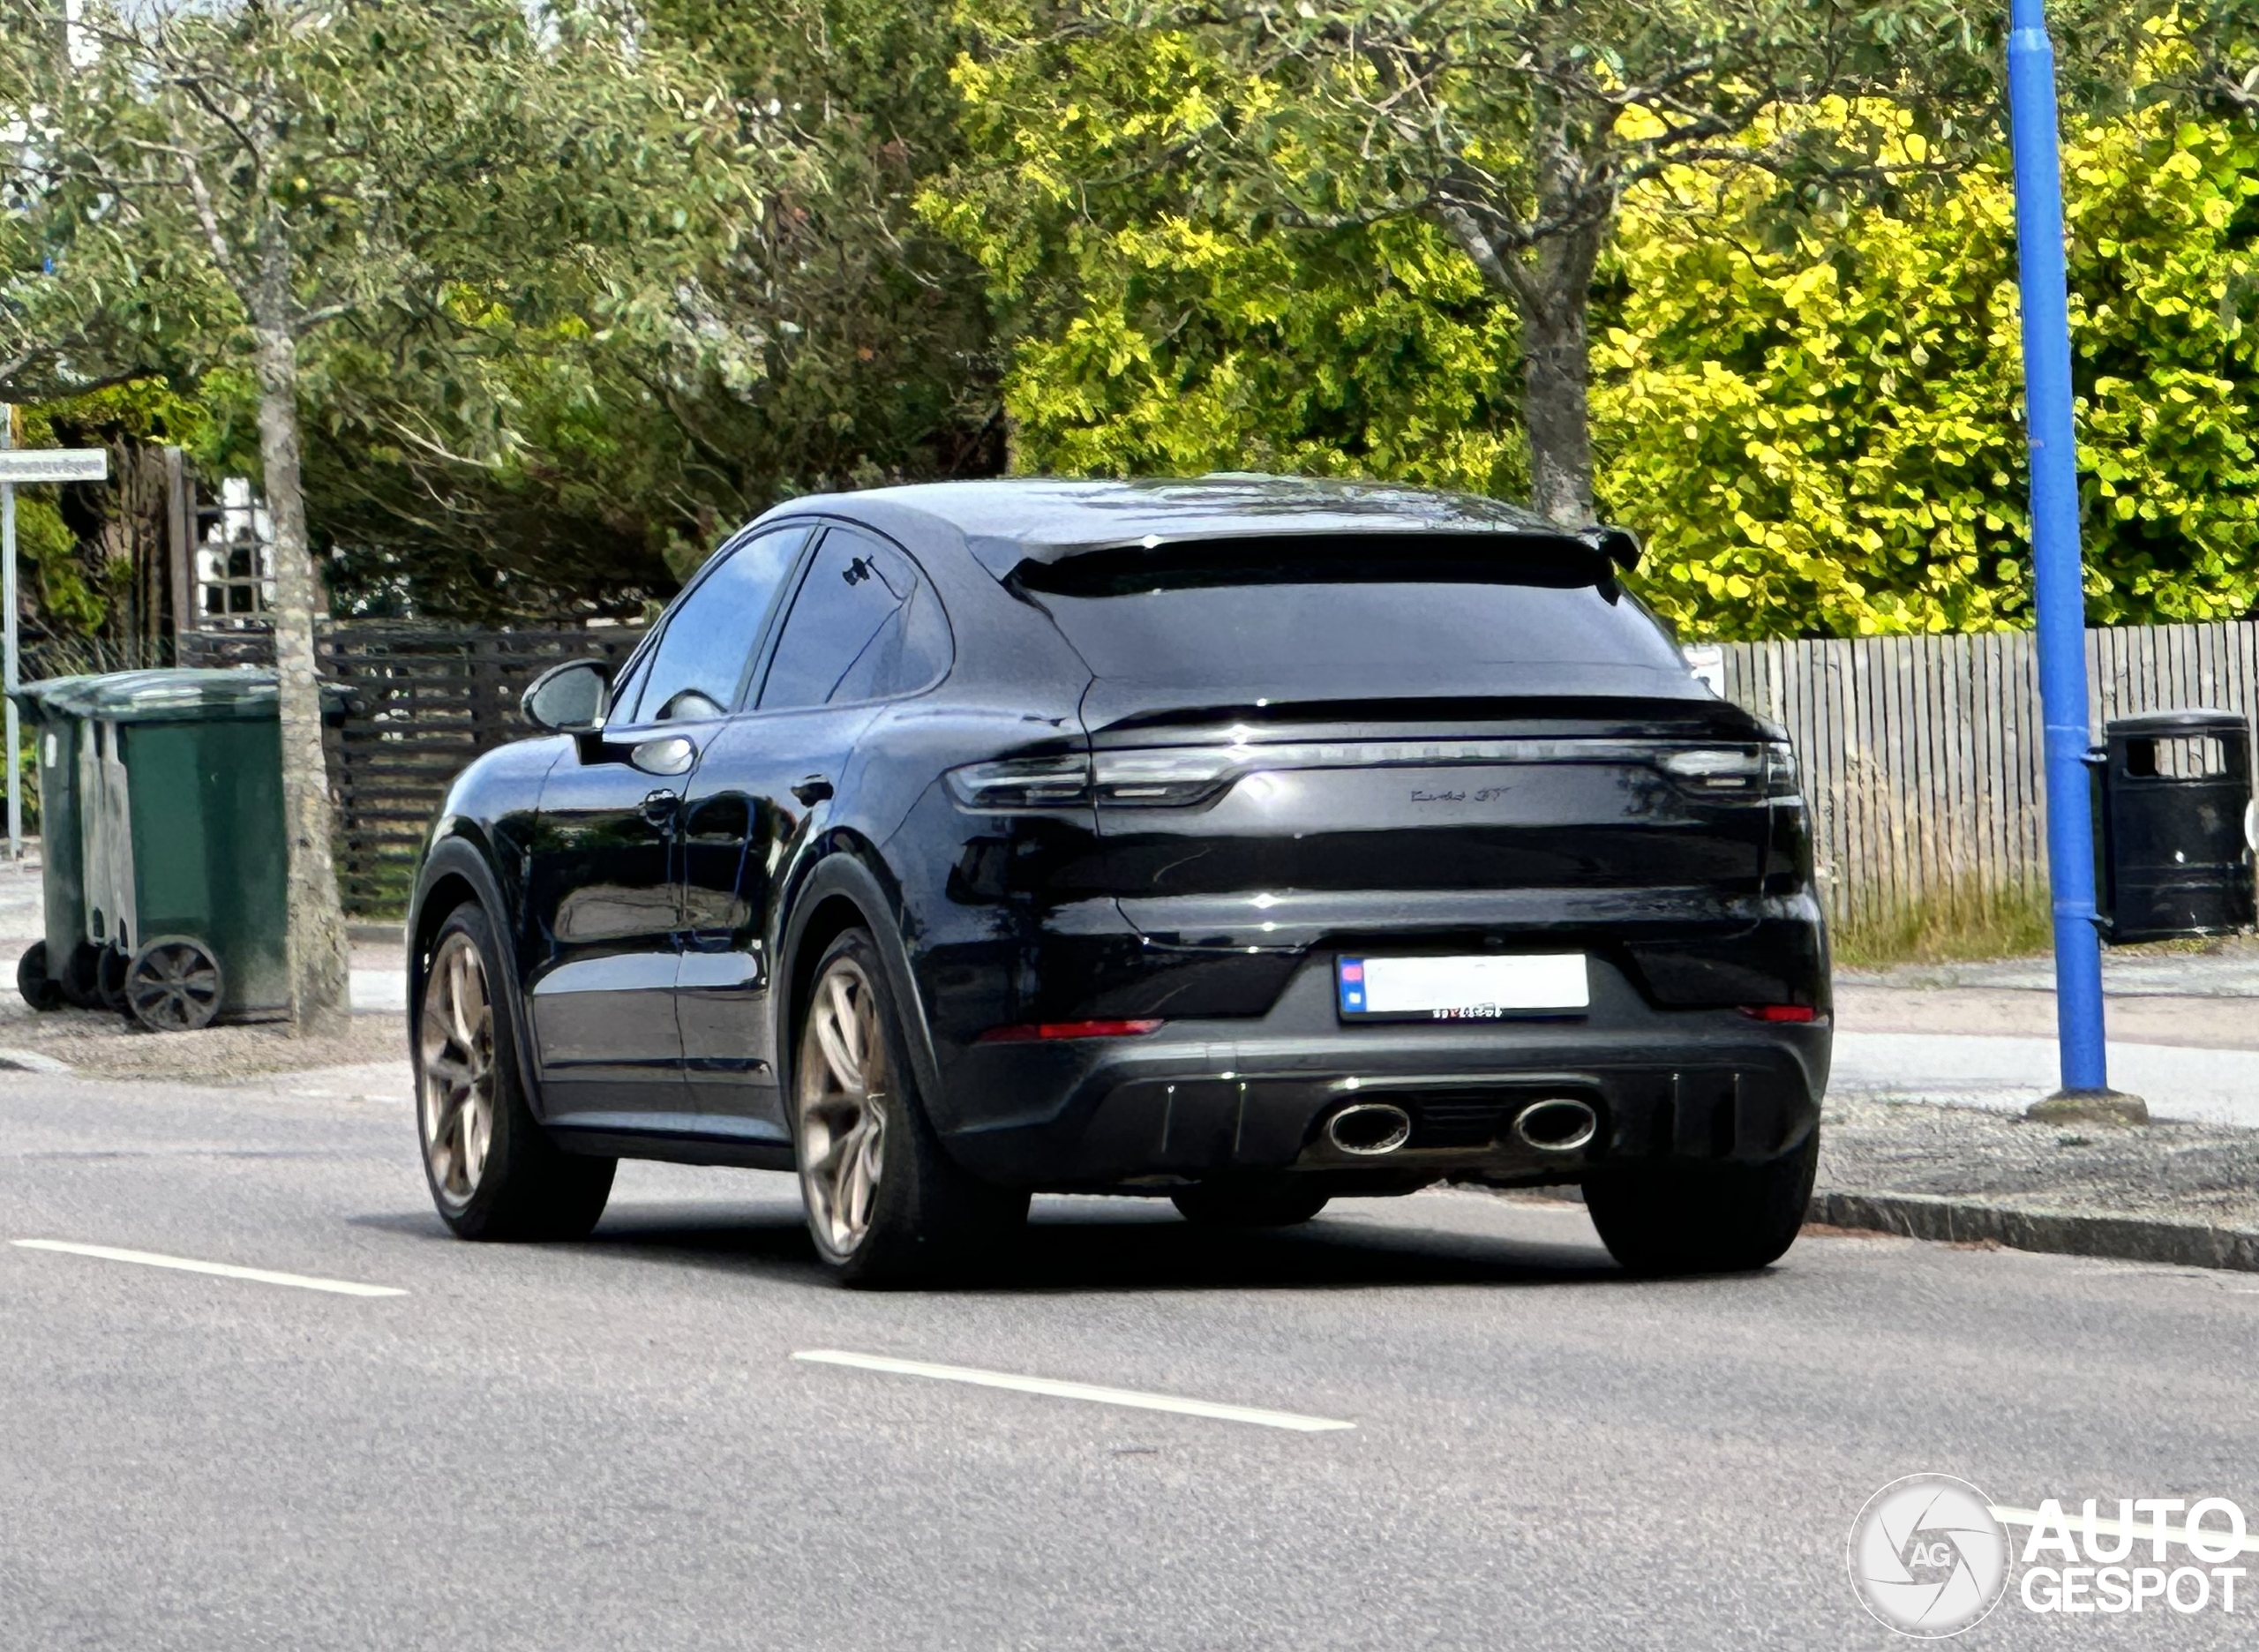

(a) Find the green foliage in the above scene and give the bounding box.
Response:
[4,0,1000,625]
[12,0,2259,639]
[935,13,2259,638]
[11,383,221,640]
[1602,99,2259,638]
[924,18,1527,492]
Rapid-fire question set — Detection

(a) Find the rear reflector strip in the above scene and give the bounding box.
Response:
[1739,1004,1819,1023]
[976,1019,1166,1044]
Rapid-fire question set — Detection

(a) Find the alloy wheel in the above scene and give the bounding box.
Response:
[796,957,889,1257]
[420,931,496,1213]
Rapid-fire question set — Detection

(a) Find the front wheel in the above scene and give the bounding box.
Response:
[416,904,614,1241]
[793,928,1027,1287]
[1584,1130,1820,1276]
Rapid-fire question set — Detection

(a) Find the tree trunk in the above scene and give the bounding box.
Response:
[250,219,349,1039]
[1435,92,1608,527]
[1519,244,1599,527]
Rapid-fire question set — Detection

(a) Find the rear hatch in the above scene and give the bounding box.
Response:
[1015,534,1793,1010]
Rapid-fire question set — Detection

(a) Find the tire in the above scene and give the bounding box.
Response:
[94,946,128,1012]
[792,927,1028,1287]
[124,936,223,1032]
[1584,1130,1820,1276]
[16,942,61,1011]
[1171,1181,1330,1228]
[415,902,614,1241]
[56,941,102,1010]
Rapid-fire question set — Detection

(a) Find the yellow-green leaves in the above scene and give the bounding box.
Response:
[1601,102,2259,638]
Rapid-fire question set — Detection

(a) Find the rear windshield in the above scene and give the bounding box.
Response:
[1017,537,1697,699]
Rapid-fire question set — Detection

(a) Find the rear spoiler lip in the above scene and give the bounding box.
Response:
[994,524,1643,589]
[1078,694,1771,744]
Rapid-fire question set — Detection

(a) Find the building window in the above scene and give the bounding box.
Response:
[194,477,274,625]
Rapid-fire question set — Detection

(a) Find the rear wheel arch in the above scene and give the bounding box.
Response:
[777,852,948,1135]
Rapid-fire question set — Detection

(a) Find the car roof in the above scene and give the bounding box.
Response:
[763,475,1638,581]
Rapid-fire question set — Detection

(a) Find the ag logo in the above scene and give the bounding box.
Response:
[1848,1474,2012,1638]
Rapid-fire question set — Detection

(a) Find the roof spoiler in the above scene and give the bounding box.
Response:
[1009,527,1642,597]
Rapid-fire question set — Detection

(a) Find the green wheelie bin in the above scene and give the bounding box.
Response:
[11,669,304,1031]
[11,687,100,1010]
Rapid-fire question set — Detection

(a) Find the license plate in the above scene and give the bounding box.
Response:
[1336,953,1588,1021]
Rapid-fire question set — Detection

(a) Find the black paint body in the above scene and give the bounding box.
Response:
[409,477,1831,1196]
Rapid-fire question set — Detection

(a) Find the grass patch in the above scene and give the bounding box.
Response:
[1832,880,2052,968]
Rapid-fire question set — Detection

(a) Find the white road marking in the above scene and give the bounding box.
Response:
[793,1349,1355,1432]
[1992,1505,2259,1557]
[11,1239,407,1298]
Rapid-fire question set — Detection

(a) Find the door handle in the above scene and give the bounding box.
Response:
[792,775,834,807]
[641,789,680,825]
[631,734,698,777]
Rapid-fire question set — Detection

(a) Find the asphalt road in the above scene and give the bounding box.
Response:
[4,1070,2256,1650]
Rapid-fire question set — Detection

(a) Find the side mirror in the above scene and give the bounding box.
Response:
[522,658,613,734]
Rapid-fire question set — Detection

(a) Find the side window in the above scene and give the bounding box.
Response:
[759,530,949,710]
[619,525,810,725]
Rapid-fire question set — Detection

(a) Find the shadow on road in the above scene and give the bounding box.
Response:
[493,1197,1632,1294]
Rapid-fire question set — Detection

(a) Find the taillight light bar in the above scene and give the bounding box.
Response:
[1739,1004,1820,1024]
[945,738,1805,811]
[975,1018,1166,1044]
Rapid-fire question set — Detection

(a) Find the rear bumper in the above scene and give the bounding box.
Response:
[934,956,1829,1191]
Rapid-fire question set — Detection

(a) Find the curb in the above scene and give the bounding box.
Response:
[347,921,403,948]
[1811,1189,2259,1273]
[0,1048,73,1075]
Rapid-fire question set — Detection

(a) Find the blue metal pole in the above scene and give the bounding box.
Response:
[2007,0,2110,1097]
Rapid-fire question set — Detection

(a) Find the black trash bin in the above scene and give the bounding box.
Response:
[2091,708,2257,944]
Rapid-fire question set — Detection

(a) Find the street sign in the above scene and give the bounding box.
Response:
[0,448,109,484]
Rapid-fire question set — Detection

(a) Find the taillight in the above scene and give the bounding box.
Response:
[1089,749,1239,805]
[1739,1004,1819,1024]
[944,751,1237,809]
[975,1018,1166,1043]
[942,754,1091,809]
[1659,747,1765,791]
[1762,740,1802,802]
[1657,742,1801,801]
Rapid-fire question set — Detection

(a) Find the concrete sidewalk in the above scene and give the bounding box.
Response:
[1833,941,2259,1124]
[1829,1032,2259,1127]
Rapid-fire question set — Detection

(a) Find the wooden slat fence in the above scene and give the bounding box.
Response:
[163,612,2259,926]
[183,621,645,913]
[1718,620,2259,927]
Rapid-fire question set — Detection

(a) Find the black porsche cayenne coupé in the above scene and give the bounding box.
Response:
[406,476,1830,1283]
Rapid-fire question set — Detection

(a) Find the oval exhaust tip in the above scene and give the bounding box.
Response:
[1513,1098,1599,1153]
[1326,1101,1412,1156]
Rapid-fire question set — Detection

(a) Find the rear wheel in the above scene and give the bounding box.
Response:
[1585,1130,1820,1276]
[1171,1181,1330,1228]
[793,928,1027,1287]
[417,904,614,1241]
